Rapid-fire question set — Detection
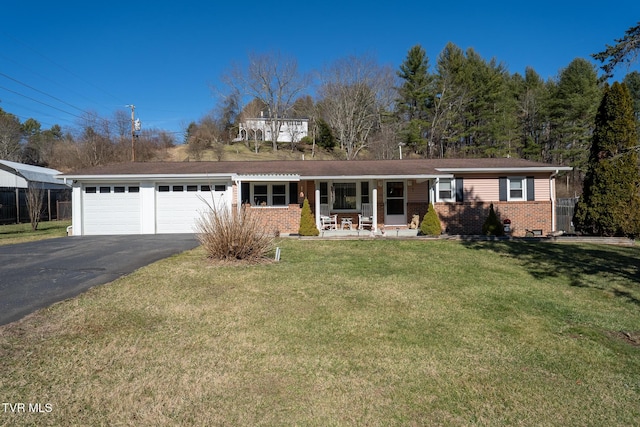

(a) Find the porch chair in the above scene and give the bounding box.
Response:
[320,203,337,230]
[358,203,374,230]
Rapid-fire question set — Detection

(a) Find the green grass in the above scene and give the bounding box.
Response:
[1,239,639,426]
[0,220,71,245]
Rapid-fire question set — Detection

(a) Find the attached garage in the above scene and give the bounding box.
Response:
[60,164,235,236]
[82,184,141,235]
[155,183,228,234]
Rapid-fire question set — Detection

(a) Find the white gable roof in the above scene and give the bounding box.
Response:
[0,160,69,189]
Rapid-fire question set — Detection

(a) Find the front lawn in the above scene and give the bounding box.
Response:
[0,220,71,245]
[0,239,638,425]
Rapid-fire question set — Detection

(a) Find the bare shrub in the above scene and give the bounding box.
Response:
[26,182,44,231]
[196,202,274,262]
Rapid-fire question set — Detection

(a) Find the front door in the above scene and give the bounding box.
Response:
[384,181,406,226]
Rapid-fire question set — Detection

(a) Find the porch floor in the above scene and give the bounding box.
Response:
[291,228,420,238]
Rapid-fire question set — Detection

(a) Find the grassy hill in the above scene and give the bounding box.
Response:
[166,142,342,162]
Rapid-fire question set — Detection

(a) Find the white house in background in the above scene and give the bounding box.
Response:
[237,116,309,143]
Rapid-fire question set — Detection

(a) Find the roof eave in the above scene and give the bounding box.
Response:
[435,166,573,173]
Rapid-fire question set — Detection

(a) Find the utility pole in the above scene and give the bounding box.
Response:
[126,104,136,162]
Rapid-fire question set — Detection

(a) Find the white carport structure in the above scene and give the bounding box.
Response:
[60,172,234,236]
[0,160,71,224]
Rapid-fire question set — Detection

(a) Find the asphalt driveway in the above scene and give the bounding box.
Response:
[0,234,200,325]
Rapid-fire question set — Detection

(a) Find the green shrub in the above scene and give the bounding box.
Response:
[420,203,442,236]
[482,203,504,236]
[298,199,319,236]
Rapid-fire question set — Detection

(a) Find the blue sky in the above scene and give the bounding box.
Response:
[1,1,639,141]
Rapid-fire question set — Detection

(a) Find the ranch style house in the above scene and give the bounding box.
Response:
[59,158,571,237]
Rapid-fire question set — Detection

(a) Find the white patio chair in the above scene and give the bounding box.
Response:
[358,203,373,230]
[320,203,337,230]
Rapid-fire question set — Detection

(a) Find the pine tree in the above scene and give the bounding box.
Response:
[420,203,442,236]
[298,198,319,236]
[482,203,504,236]
[573,82,640,237]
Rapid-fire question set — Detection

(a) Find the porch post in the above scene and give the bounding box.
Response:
[315,184,321,229]
[235,179,242,212]
[372,182,378,231]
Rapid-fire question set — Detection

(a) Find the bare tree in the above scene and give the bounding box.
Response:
[317,54,396,159]
[26,182,44,231]
[222,51,309,151]
[238,98,267,153]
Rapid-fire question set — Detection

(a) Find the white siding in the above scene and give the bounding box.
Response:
[82,185,141,235]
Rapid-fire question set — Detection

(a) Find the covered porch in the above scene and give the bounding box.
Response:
[308,178,434,232]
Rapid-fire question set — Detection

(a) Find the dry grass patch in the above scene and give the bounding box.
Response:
[0,240,639,426]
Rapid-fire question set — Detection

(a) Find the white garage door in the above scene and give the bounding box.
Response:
[155,183,228,233]
[83,185,141,235]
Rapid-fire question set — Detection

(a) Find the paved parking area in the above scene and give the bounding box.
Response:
[0,234,199,325]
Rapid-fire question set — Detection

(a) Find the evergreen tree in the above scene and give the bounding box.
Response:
[298,198,319,236]
[511,67,550,160]
[482,203,504,236]
[573,82,640,237]
[419,203,442,235]
[316,119,336,150]
[623,71,640,140]
[396,45,433,155]
[547,58,601,192]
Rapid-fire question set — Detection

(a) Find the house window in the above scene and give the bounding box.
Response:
[254,185,268,205]
[251,183,288,206]
[361,182,370,204]
[320,182,329,205]
[272,184,286,206]
[438,178,455,202]
[508,177,525,201]
[333,183,356,210]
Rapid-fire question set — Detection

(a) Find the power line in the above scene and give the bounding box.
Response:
[0,71,86,113]
[0,84,84,120]
[0,31,127,107]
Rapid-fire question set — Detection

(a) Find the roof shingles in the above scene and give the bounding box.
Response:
[61,159,568,179]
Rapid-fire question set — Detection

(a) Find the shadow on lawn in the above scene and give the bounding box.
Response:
[461,239,640,306]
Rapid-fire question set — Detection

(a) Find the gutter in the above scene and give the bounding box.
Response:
[550,169,559,232]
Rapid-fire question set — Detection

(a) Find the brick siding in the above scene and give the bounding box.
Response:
[434,201,552,237]
[247,204,302,235]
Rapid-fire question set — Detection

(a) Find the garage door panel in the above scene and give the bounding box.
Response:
[83,188,141,235]
[155,184,227,234]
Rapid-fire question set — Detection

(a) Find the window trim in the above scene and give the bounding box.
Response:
[319,180,366,212]
[437,178,456,202]
[507,176,526,201]
[250,182,290,207]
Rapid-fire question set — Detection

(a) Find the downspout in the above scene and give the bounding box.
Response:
[235,178,242,212]
[550,170,558,232]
